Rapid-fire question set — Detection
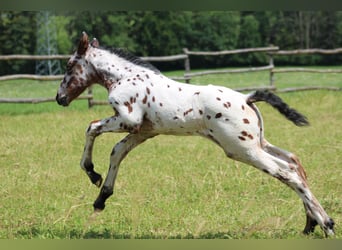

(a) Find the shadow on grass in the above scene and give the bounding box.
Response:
[13,227,327,239]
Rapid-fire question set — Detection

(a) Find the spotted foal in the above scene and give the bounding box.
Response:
[56,32,334,236]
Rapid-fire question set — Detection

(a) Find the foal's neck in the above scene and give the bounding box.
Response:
[88,48,150,91]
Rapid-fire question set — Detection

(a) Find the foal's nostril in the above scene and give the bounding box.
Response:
[56,94,68,106]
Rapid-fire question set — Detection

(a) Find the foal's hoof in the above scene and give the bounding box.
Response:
[90,172,103,187]
[323,218,335,237]
[93,200,105,211]
[94,176,103,187]
[303,216,318,235]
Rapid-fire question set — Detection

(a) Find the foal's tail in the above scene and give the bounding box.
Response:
[246,90,309,126]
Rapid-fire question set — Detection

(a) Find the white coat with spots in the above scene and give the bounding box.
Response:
[56,32,334,237]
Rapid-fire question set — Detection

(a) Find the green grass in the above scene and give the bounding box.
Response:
[0,67,341,239]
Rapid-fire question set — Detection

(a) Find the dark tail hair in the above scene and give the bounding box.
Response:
[247,90,309,126]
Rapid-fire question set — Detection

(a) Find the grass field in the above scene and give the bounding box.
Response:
[0,67,341,239]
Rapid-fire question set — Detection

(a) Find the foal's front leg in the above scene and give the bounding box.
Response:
[80,115,128,187]
[93,132,156,211]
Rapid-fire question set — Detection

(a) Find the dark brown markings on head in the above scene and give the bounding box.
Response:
[243,118,250,124]
[199,109,203,115]
[206,115,211,120]
[238,136,246,141]
[215,113,222,118]
[173,116,179,120]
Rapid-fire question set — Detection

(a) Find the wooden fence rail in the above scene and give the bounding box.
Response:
[270,48,342,55]
[184,46,279,56]
[1,46,341,107]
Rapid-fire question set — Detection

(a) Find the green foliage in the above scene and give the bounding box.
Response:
[1,11,342,74]
[0,12,36,75]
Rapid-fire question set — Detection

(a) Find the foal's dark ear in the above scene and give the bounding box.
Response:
[77,31,89,56]
[90,38,100,48]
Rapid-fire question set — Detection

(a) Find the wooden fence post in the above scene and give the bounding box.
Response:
[87,86,93,108]
[268,53,275,88]
[183,48,191,83]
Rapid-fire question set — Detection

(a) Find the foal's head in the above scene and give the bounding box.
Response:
[56,32,99,106]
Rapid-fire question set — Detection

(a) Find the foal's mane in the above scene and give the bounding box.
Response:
[99,46,160,74]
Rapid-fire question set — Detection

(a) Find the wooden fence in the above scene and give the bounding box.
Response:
[0,47,341,107]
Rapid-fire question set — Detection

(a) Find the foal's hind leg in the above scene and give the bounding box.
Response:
[249,146,335,236]
[262,141,317,234]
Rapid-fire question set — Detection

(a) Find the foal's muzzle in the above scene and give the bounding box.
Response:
[56,94,69,107]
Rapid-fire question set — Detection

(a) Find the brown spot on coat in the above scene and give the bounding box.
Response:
[142,95,148,104]
[124,101,133,113]
[238,136,246,141]
[223,102,231,109]
[215,113,222,118]
[206,115,211,120]
[146,87,151,95]
[184,108,193,116]
[241,131,248,136]
[243,118,250,124]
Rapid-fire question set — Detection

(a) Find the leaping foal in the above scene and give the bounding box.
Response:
[56,32,334,237]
